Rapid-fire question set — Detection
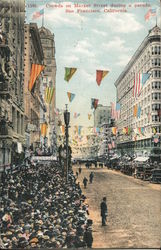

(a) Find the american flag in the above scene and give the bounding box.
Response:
[32,9,44,20]
[133,73,142,98]
[144,9,156,21]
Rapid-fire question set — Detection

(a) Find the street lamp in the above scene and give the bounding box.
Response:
[64,104,70,182]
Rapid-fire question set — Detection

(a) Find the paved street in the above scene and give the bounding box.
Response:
[74,165,161,248]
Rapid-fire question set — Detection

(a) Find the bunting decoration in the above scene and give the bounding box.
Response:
[153,134,159,144]
[112,127,117,135]
[78,126,82,135]
[67,92,75,102]
[64,67,77,82]
[145,9,156,21]
[91,98,99,109]
[152,127,156,134]
[61,125,65,134]
[41,123,47,137]
[32,8,44,20]
[88,114,92,120]
[137,106,141,118]
[73,113,80,118]
[28,64,45,91]
[45,87,55,104]
[138,127,144,135]
[96,70,109,86]
[133,104,138,117]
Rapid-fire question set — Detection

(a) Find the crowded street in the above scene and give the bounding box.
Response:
[73,164,161,248]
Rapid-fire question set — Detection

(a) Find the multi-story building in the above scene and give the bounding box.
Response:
[24,23,45,150]
[94,104,112,157]
[39,26,56,152]
[115,25,161,154]
[0,0,25,166]
[94,104,111,127]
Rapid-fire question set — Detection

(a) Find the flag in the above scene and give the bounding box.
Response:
[75,125,78,133]
[133,73,150,97]
[32,9,44,20]
[137,106,141,118]
[88,114,92,120]
[28,64,45,91]
[144,9,156,21]
[61,125,65,134]
[153,135,159,144]
[133,104,138,117]
[54,108,60,115]
[152,127,156,134]
[112,127,117,135]
[78,126,82,135]
[73,113,80,118]
[64,67,77,82]
[91,98,99,109]
[96,70,109,86]
[41,123,47,137]
[116,103,120,120]
[45,87,55,104]
[141,127,144,135]
[67,92,75,102]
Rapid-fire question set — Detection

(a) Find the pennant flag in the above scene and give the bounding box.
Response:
[78,126,82,135]
[96,70,109,86]
[73,113,80,118]
[91,98,99,109]
[28,64,45,91]
[137,106,141,118]
[45,87,55,104]
[67,92,75,102]
[61,125,65,134]
[133,104,138,117]
[152,127,156,134]
[138,127,141,135]
[112,127,117,135]
[41,123,47,137]
[88,114,92,120]
[141,73,150,85]
[128,127,131,135]
[144,9,156,21]
[32,9,44,20]
[141,127,144,135]
[54,108,60,115]
[64,67,77,82]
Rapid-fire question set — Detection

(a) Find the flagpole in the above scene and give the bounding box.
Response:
[42,9,44,27]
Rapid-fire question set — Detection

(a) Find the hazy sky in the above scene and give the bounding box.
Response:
[26,0,160,127]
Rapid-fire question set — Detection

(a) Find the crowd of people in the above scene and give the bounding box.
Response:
[0,162,93,249]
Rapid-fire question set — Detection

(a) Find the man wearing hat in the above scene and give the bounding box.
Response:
[100,197,108,226]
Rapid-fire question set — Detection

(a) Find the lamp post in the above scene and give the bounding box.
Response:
[64,104,70,182]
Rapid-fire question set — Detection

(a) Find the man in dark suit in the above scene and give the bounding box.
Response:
[100,197,108,226]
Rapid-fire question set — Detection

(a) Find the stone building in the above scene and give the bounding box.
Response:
[114,26,161,154]
[0,0,25,166]
[24,23,46,150]
[39,26,56,153]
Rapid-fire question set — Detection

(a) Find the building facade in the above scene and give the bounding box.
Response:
[0,0,25,166]
[94,104,111,127]
[115,26,161,154]
[39,27,56,153]
[24,23,45,151]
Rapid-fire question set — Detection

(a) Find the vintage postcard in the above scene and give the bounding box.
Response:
[0,0,161,248]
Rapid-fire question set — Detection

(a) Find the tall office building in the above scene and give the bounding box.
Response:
[0,0,25,166]
[115,26,161,154]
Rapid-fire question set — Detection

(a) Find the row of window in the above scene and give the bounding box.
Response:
[151,58,161,67]
[152,81,161,89]
[152,70,161,78]
[151,46,161,55]
[152,115,161,122]
[152,93,161,100]
[152,104,161,111]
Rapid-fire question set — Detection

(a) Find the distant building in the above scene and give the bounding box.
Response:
[39,26,56,152]
[0,0,25,166]
[114,26,161,154]
[24,23,45,151]
[94,104,111,127]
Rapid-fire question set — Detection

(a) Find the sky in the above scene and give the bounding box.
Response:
[26,0,161,128]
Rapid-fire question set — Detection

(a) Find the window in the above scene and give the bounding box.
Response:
[152,70,161,78]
